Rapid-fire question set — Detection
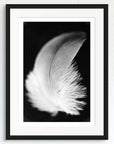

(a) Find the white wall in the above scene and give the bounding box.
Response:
[0,0,113,143]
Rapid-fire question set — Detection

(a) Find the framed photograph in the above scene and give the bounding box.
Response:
[6,4,108,140]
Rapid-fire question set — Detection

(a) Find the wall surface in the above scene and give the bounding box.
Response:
[0,0,113,143]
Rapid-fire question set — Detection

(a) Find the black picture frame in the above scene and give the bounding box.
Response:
[6,4,108,140]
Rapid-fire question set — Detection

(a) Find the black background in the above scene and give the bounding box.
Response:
[24,22,90,122]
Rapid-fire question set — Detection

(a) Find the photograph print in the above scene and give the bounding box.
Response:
[24,22,90,122]
[6,4,108,139]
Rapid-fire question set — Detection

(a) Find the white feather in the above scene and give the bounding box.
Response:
[25,32,87,116]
